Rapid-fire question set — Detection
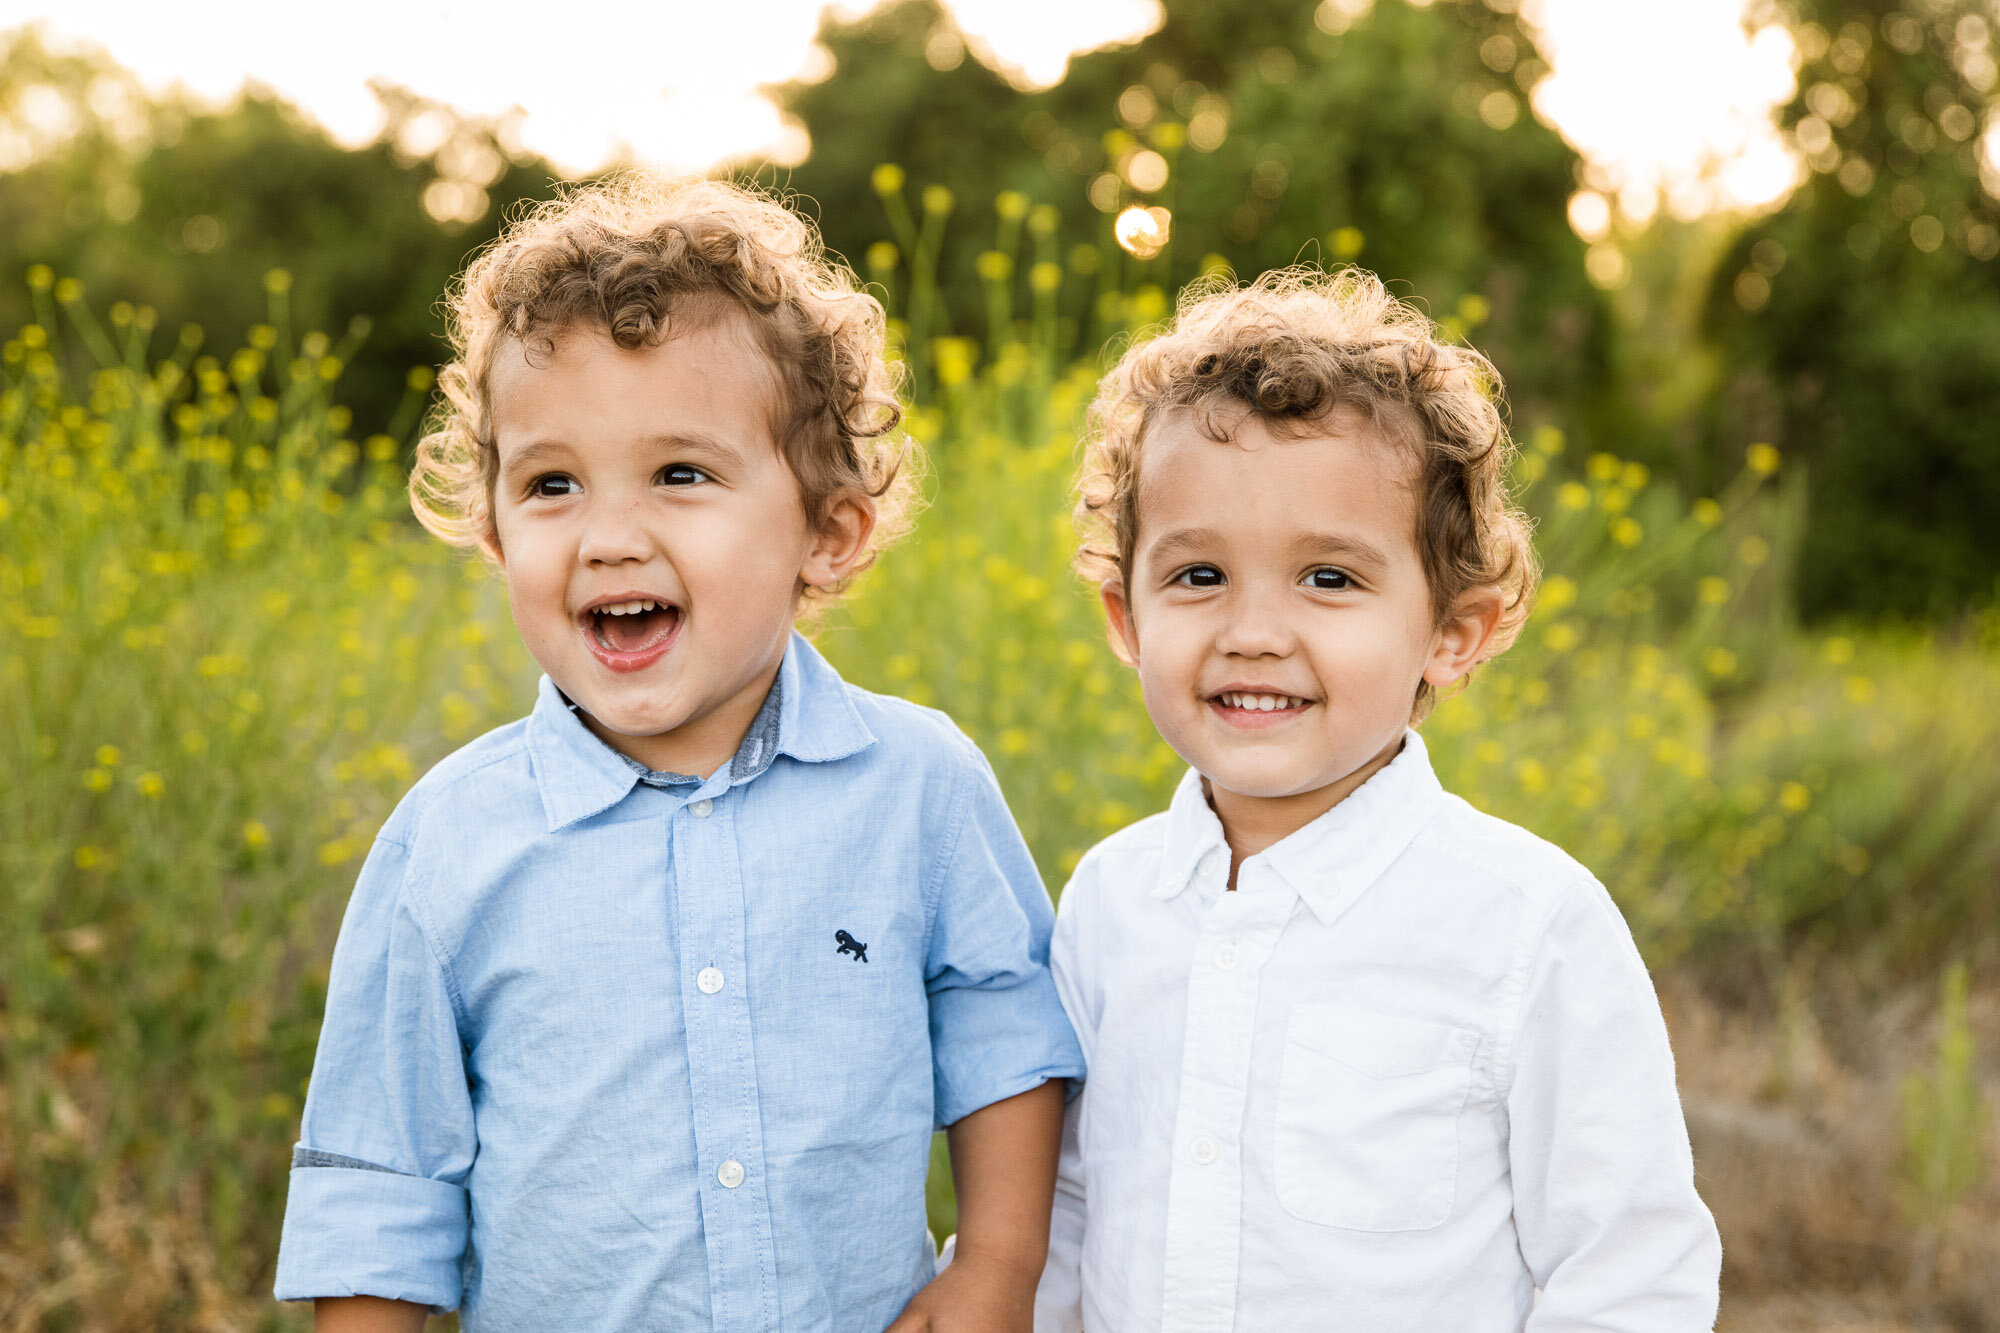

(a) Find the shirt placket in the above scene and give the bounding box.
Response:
[1159,852,1295,1333]
[671,782,779,1333]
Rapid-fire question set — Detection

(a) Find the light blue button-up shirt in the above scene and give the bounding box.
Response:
[274,633,1084,1331]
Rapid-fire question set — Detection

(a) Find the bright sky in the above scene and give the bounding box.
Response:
[11,0,1800,222]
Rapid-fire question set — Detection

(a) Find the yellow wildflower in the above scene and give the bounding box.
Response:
[317,838,359,866]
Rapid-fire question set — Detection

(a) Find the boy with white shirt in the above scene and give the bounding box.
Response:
[1035,269,1721,1332]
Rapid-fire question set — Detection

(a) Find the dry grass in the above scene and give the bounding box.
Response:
[1670,975,2000,1331]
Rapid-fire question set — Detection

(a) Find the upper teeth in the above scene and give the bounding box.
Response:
[1219,692,1307,711]
[599,600,657,615]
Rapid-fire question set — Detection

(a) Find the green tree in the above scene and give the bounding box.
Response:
[772,0,1610,428]
[1705,0,2000,619]
[0,26,564,432]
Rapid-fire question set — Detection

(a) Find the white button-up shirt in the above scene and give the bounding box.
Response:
[1036,733,1720,1333]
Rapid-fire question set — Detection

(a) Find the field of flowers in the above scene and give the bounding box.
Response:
[4,208,1998,1326]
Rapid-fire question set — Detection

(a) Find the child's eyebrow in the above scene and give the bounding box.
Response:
[1292,532,1393,569]
[1146,526,1225,562]
[498,439,576,478]
[641,432,747,468]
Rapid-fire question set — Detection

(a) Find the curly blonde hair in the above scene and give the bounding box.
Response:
[411,174,918,600]
[1075,267,1538,722]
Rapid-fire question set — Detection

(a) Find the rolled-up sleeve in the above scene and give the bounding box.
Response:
[274,832,476,1311]
[925,750,1087,1127]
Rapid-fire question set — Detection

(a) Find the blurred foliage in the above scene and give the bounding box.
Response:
[1706,0,2000,619]
[0,279,525,1327]
[4,0,2000,618]
[0,26,564,432]
[772,0,1613,429]
[1899,963,1987,1233]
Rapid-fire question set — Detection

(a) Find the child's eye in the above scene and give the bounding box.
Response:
[1175,564,1225,589]
[530,474,580,498]
[659,465,711,487]
[1303,567,1354,591]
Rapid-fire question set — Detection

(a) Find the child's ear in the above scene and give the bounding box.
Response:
[801,490,877,589]
[1100,578,1141,668]
[1422,585,1505,690]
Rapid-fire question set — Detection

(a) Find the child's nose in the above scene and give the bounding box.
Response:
[1214,582,1296,659]
[576,498,653,565]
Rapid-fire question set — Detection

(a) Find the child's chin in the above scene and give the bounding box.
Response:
[1201,756,1321,801]
[591,704,679,738]
[561,683,675,735]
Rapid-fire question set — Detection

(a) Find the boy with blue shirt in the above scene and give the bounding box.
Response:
[274,176,1083,1332]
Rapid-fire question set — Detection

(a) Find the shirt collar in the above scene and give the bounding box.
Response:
[1153,766,1231,902]
[525,631,876,832]
[1152,730,1447,928]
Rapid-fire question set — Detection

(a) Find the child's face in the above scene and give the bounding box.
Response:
[1104,408,1496,816]
[486,313,867,775]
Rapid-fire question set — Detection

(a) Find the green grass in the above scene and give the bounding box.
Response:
[4,249,1998,1326]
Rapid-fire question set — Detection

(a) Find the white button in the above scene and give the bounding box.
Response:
[1198,848,1223,880]
[1213,942,1240,971]
[690,799,713,819]
[717,1159,744,1188]
[1189,1136,1218,1166]
[697,967,724,994]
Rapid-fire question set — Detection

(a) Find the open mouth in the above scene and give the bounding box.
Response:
[580,596,682,670]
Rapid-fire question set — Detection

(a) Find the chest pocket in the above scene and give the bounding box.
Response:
[1272,1005,1478,1232]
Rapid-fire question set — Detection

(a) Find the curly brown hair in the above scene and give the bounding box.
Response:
[1075,267,1538,722]
[410,174,918,601]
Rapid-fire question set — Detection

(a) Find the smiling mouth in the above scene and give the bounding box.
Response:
[581,597,682,664]
[1213,690,1313,713]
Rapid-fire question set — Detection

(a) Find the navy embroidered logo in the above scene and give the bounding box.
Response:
[834,930,869,963]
